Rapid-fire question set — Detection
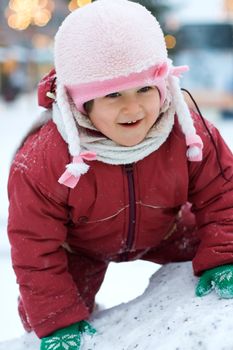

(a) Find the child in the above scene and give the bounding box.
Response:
[7,0,233,349]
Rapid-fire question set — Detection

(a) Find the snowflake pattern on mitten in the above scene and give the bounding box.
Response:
[196,265,233,298]
[40,321,96,350]
[42,333,81,350]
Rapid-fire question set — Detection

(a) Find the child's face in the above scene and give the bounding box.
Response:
[88,86,161,147]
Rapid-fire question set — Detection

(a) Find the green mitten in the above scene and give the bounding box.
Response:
[196,264,233,298]
[40,321,96,350]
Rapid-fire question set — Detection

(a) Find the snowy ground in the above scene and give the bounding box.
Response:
[1,94,233,344]
[2,262,233,350]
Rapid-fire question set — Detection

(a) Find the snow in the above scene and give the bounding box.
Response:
[2,262,233,350]
[1,94,233,348]
[0,94,42,341]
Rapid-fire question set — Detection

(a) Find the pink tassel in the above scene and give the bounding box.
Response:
[58,171,81,189]
[58,151,97,189]
[186,134,203,161]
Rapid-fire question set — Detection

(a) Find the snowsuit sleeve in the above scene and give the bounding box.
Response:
[7,122,89,338]
[188,114,233,276]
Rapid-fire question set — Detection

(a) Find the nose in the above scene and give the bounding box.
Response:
[122,95,142,116]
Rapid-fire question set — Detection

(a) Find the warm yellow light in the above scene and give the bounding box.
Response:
[68,0,92,11]
[7,13,18,29]
[10,0,39,12]
[17,20,31,30]
[8,0,21,12]
[33,9,51,27]
[165,34,177,49]
[77,0,92,7]
[6,0,54,30]
[17,13,31,30]
[68,0,78,11]
[3,59,18,74]
[8,12,31,30]
[38,0,48,7]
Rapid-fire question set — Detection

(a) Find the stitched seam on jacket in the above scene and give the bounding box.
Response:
[136,201,166,209]
[85,205,129,223]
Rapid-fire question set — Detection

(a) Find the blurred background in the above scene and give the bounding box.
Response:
[0,0,233,109]
[0,0,233,342]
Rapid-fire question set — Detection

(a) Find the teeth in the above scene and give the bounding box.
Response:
[127,120,137,124]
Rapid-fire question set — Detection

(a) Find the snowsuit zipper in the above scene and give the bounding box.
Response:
[124,163,136,253]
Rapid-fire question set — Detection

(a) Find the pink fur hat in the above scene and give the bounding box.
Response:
[53,0,203,188]
[55,0,169,113]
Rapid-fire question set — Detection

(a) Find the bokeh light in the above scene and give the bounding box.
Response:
[6,0,54,30]
[77,0,92,6]
[165,34,177,49]
[68,0,92,11]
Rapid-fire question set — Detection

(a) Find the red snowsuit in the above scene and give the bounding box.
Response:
[8,111,233,338]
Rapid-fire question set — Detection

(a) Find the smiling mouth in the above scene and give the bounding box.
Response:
[119,120,141,127]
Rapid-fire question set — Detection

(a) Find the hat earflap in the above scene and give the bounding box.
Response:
[168,75,203,161]
[55,83,96,188]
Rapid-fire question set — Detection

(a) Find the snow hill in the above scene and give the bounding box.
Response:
[1,262,233,350]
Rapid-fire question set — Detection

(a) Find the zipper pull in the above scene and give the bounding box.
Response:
[124,163,134,172]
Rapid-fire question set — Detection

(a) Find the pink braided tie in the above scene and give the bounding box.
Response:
[58,151,97,189]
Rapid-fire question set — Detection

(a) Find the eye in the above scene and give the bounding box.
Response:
[138,86,153,93]
[105,92,121,98]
